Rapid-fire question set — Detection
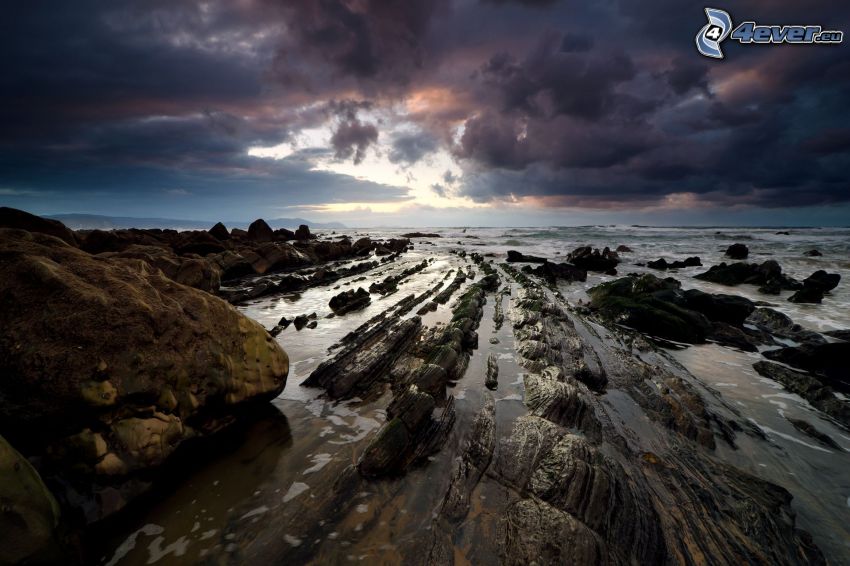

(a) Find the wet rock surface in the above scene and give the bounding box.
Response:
[753,361,850,429]
[506,250,547,263]
[329,287,371,315]
[586,273,762,349]
[647,256,702,270]
[695,260,802,294]
[567,245,619,272]
[725,243,749,259]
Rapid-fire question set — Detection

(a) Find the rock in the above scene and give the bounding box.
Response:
[506,250,547,263]
[0,207,77,246]
[566,246,619,272]
[588,275,711,343]
[352,237,373,255]
[788,286,824,303]
[100,244,221,293]
[0,228,288,518]
[438,397,495,522]
[485,353,499,390]
[708,322,758,352]
[803,270,840,293]
[615,245,632,253]
[753,361,850,428]
[357,417,411,477]
[79,229,165,254]
[249,242,310,274]
[824,329,850,342]
[725,243,749,259]
[746,308,825,346]
[788,271,840,303]
[786,418,840,449]
[647,257,701,270]
[0,435,62,563]
[776,231,791,235]
[295,224,311,241]
[530,261,587,284]
[247,218,274,242]
[804,249,822,257]
[763,342,850,393]
[402,232,441,238]
[230,227,248,239]
[304,316,422,399]
[213,250,256,281]
[329,287,371,315]
[695,260,800,293]
[208,222,231,240]
[681,289,754,326]
[293,314,309,330]
[274,227,295,241]
[172,230,226,256]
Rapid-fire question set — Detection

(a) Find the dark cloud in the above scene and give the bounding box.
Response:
[331,120,379,165]
[388,131,439,164]
[663,57,709,95]
[1,0,849,219]
[478,34,636,121]
[481,0,559,6]
[803,129,850,156]
[560,33,594,53]
[268,0,448,89]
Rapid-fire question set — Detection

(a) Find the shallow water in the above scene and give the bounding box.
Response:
[94,226,850,565]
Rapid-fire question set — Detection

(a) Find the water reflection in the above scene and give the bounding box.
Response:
[91,404,292,566]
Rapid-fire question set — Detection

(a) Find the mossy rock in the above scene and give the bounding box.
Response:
[0,435,62,563]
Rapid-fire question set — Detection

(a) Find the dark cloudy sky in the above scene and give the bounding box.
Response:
[2,0,849,226]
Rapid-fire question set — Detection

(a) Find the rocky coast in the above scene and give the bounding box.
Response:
[1,209,848,564]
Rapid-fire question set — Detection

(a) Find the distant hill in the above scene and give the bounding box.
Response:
[48,214,346,231]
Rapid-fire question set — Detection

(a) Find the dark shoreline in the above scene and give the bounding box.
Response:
[1,207,848,564]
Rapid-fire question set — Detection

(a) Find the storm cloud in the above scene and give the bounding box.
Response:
[1,0,848,221]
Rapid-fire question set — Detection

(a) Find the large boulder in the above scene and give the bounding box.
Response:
[0,207,77,246]
[695,260,800,294]
[589,274,760,349]
[530,262,587,283]
[295,224,311,241]
[788,270,840,304]
[249,242,311,274]
[746,308,825,346]
[802,270,840,293]
[507,250,548,263]
[725,243,748,259]
[567,246,618,272]
[209,222,231,240]
[247,218,274,242]
[588,275,711,343]
[172,230,226,256]
[681,289,754,326]
[329,287,371,315]
[0,229,288,518]
[646,257,701,270]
